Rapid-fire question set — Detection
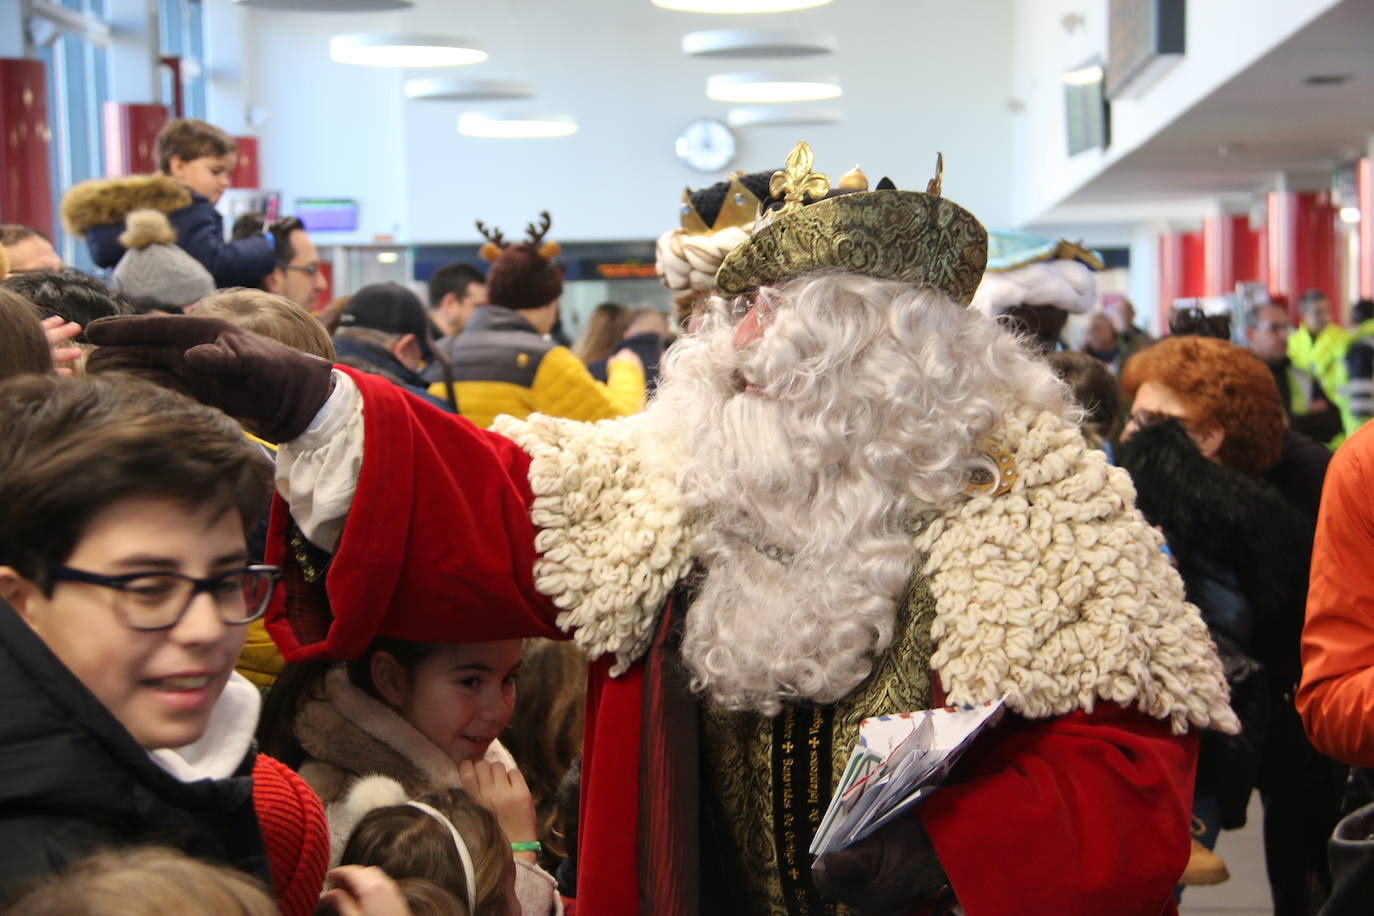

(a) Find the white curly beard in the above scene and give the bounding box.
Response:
[641,272,1072,715]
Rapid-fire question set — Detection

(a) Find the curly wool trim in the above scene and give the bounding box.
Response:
[492,412,698,675]
[915,407,1239,735]
[654,225,753,295]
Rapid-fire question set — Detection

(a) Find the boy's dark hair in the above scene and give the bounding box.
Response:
[1352,299,1374,324]
[0,374,272,590]
[0,223,50,247]
[0,269,132,339]
[155,118,237,174]
[1045,350,1123,437]
[428,262,485,308]
[0,288,53,381]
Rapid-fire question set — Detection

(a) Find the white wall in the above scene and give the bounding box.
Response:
[234,4,409,244]
[228,0,1017,244]
[1007,0,1344,228]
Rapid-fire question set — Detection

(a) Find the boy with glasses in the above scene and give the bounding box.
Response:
[0,374,328,914]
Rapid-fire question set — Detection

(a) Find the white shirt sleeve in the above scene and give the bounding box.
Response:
[274,369,364,552]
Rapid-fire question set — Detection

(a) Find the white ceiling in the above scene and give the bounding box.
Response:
[1054,0,1374,208]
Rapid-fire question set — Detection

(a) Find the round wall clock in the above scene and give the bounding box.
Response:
[676,118,736,172]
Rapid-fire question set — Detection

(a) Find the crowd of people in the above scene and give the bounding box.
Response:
[2,115,1373,916]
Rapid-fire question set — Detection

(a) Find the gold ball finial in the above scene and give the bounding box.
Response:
[839,165,868,190]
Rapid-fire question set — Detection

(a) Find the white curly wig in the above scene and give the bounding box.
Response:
[641,271,1076,714]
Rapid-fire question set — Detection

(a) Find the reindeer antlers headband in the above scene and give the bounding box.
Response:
[477,211,561,264]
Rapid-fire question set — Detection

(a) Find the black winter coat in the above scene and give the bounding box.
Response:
[0,598,272,904]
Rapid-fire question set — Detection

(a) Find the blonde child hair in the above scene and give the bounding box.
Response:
[194,287,335,361]
[2,847,277,916]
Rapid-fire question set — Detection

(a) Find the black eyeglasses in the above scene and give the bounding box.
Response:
[47,565,281,631]
[1255,321,1289,333]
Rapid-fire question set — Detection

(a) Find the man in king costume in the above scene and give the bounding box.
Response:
[88,141,1236,916]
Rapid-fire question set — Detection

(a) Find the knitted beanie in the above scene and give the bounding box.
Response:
[251,753,330,916]
[112,209,216,308]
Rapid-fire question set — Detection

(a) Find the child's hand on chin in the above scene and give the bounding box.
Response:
[458,759,540,862]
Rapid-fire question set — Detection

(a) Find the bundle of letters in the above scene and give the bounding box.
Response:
[810,697,1006,857]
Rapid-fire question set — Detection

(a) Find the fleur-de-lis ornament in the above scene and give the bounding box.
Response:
[769,141,831,215]
[927,152,944,198]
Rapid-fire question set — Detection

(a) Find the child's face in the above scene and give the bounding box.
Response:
[393,640,522,765]
[3,497,249,749]
[170,152,236,204]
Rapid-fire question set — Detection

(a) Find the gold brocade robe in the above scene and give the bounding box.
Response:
[701,574,938,916]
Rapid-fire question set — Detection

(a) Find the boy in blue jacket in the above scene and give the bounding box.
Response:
[61,118,275,289]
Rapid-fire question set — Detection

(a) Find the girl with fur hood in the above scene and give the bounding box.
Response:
[259,639,562,915]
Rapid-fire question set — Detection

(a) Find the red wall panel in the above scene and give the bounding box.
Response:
[232,136,260,189]
[0,58,55,238]
[103,102,169,176]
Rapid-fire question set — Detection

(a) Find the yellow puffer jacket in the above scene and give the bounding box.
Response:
[428,306,644,428]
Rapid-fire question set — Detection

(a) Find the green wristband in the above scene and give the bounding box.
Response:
[511,841,541,853]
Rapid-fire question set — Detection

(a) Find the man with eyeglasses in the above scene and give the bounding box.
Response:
[263,217,327,310]
[1246,302,1344,446]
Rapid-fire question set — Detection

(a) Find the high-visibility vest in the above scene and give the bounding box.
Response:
[1290,324,1356,440]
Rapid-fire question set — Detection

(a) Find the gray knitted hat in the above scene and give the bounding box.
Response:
[112,209,216,308]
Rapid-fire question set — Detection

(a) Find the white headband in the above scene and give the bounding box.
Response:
[406,800,477,912]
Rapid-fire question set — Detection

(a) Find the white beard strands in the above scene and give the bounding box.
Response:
[644,273,1075,715]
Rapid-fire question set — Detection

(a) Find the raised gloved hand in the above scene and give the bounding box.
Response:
[812,815,951,914]
[86,314,334,444]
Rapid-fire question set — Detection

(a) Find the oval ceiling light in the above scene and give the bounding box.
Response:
[235,0,412,10]
[406,78,536,101]
[727,105,842,127]
[683,29,835,58]
[457,113,578,139]
[653,0,831,12]
[329,33,487,68]
[706,72,841,103]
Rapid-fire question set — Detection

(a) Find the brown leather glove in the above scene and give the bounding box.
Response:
[86,314,334,444]
[812,815,950,914]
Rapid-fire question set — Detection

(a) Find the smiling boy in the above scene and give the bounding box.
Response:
[61,118,276,291]
[0,373,328,914]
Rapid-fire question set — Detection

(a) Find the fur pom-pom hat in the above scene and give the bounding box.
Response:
[111,209,215,308]
[476,211,563,311]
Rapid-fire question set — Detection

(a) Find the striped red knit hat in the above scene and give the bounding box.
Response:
[252,754,330,916]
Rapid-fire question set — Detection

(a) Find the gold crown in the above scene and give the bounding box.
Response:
[679,173,763,235]
[715,141,987,305]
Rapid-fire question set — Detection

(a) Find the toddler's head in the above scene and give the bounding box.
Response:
[155,118,237,204]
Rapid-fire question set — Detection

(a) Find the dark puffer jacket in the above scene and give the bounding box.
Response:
[0,598,272,905]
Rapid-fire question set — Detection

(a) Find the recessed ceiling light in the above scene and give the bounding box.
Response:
[457,113,578,138]
[653,0,830,12]
[707,72,841,103]
[1340,207,1361,224]
[377,251,401,264]
[329,33,487,68]
[405,78,536,101]
[235,0,411,9]
[682,29,835,58]
[726,105,842,127]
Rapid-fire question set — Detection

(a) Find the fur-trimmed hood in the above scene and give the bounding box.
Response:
[61,174,192,235]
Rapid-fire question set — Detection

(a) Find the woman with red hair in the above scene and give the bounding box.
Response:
[1121,334,1285,477]
[1119,335,1340,915]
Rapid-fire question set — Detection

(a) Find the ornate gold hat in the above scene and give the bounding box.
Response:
[714,141,988,306]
